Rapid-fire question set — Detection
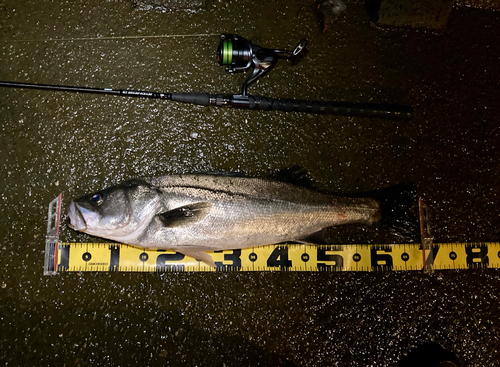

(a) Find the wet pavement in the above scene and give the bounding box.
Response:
[1,0,499,365]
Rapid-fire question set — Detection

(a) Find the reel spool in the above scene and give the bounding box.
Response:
[217,34,308,95]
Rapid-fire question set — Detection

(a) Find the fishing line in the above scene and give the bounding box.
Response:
[0,33,219,43]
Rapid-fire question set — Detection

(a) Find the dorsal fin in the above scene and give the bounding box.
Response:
[268,165,315,188]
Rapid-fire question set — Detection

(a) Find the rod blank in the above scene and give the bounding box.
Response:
[0,80,413,120]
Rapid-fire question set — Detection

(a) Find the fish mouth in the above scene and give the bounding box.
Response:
[67,201,88,231]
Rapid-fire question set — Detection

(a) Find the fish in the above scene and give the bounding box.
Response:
[67,167,417,267]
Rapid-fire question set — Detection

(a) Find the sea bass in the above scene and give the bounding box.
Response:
[67,169,415,267]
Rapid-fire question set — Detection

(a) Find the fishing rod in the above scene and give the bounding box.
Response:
[0,33,413,120]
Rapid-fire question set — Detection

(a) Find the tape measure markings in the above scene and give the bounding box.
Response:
[43,242,500,273]
[43,194,498,273]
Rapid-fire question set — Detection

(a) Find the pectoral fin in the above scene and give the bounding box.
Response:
[177,250,216,268]
[157,202,212,228]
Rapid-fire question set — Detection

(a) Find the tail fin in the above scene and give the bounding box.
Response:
[366,183,420,241]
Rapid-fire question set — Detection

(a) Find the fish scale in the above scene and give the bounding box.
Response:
[47,193,499,273]
[66,171,412,266]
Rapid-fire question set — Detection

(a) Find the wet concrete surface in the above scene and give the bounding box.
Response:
[1,0,499,366]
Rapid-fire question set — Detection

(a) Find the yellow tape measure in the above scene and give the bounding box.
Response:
[43,242,500,274]
[43,194,500,274]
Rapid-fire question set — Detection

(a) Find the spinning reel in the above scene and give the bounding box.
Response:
[0,33,414,120]
[217,34,308,95]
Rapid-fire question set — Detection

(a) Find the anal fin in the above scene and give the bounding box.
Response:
[177,250,216,268]
[298,228,332,245]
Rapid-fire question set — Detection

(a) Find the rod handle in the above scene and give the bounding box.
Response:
[231,94,413,120]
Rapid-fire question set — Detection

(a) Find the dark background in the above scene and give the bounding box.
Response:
[1,0,499,365]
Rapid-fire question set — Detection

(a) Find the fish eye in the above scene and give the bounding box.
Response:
[91,193,104,205]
